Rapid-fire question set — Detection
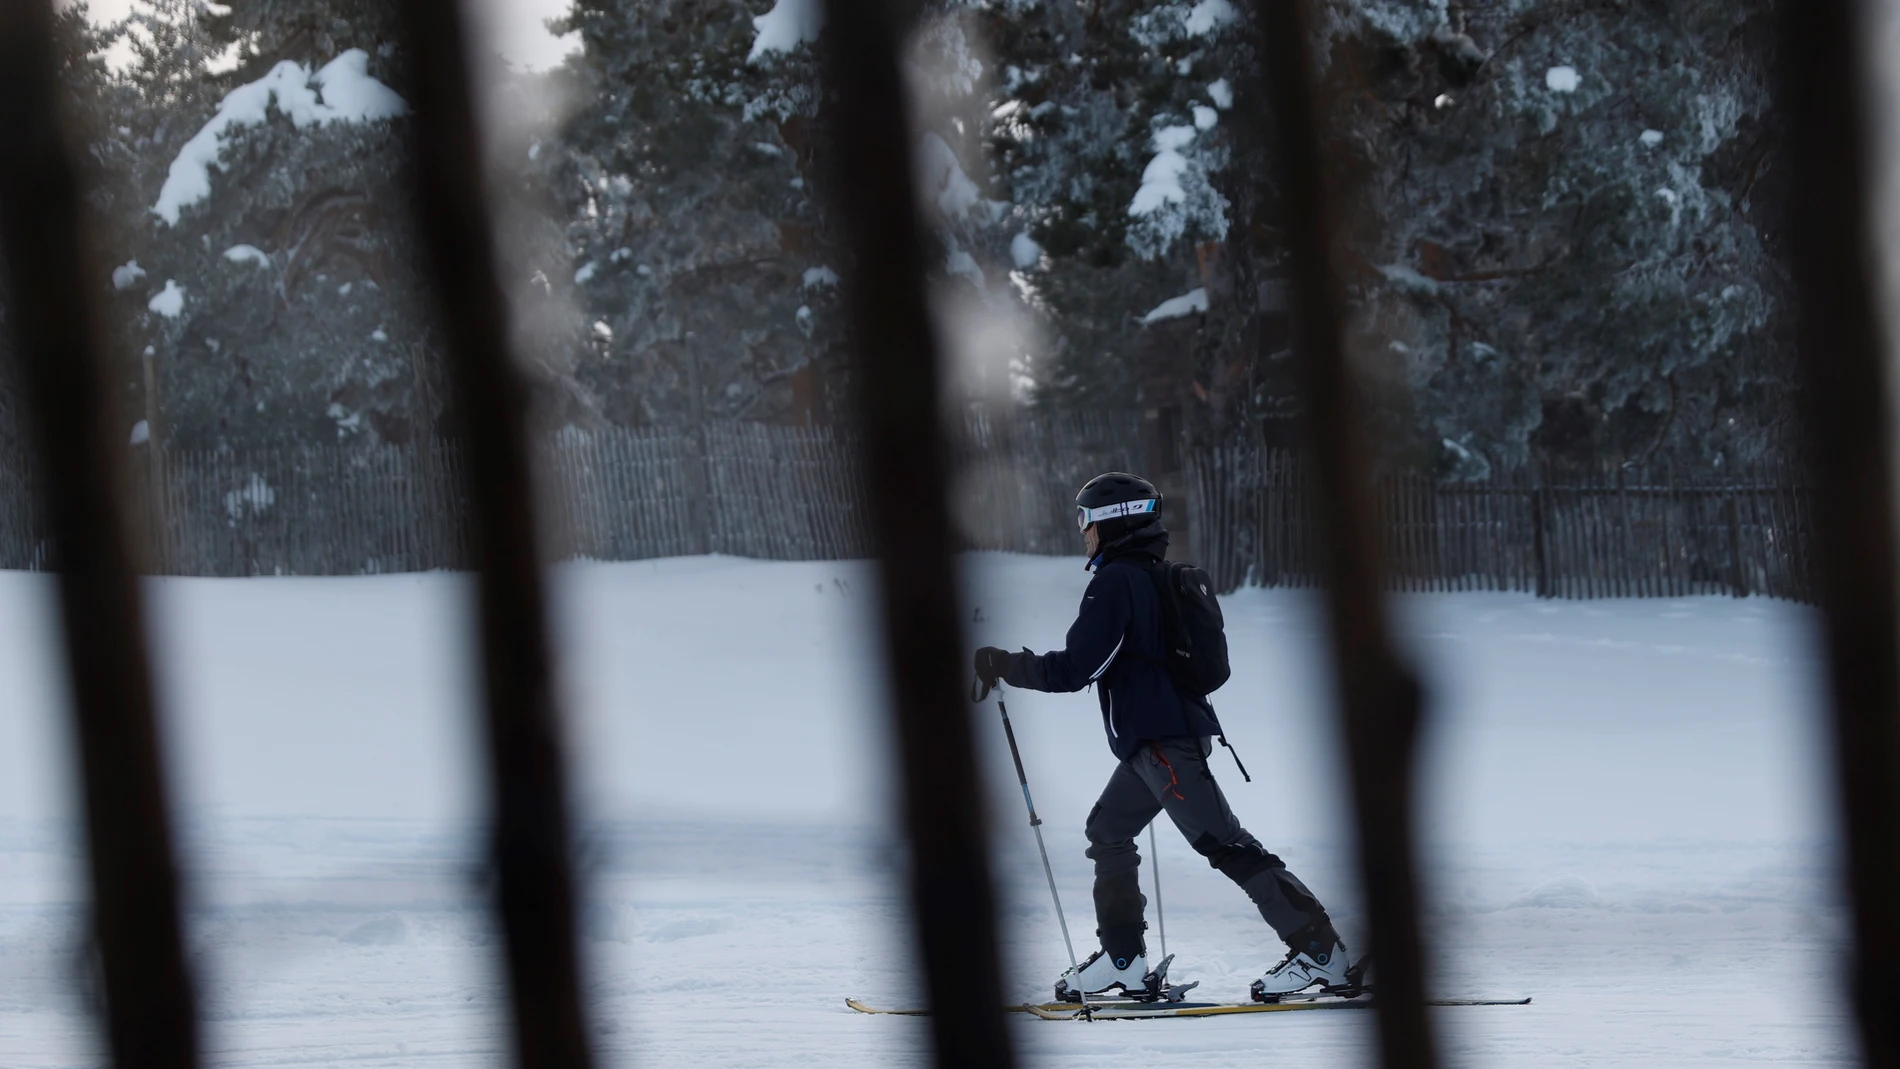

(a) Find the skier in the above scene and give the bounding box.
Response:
[974,472,1349,1002]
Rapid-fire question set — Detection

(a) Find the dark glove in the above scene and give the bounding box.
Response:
[974,647,1012,690]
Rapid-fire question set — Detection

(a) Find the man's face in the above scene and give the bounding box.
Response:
[1083,523,1101,556]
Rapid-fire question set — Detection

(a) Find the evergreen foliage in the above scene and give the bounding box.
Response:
[973,0,1244,412]
[549,0,842,427]
[107,0,439,448]
[0,0,1797,478]
[1318,0,1792,473]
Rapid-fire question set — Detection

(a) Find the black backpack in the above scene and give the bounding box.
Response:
[1142,559,1231,697]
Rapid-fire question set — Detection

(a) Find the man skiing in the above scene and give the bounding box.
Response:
[974,472,1349,1002]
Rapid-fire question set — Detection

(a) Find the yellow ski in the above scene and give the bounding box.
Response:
[1025,996,1532,1020]
[847,995,1530,1019]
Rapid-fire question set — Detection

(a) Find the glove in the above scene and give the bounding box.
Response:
[974,647,1012,689]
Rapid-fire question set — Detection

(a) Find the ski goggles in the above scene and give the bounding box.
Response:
[1076,498,1158,531]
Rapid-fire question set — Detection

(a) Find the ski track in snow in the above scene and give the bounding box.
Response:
[0,554,1850,1066]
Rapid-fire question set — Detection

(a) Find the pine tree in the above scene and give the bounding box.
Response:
[549,0,843,427]
[103,0,452,449]
[1315,0,1792,474]
[973,0,1248,417]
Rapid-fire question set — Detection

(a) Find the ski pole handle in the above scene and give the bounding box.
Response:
[996,698,1042,827]
[970,673,993,703]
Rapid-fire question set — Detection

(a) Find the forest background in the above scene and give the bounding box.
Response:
[0,0,1794,483]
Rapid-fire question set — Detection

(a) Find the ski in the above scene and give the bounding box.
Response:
[1025,995,1532,1021]
[846,994,1531,1018]
[845,997,1160,1016]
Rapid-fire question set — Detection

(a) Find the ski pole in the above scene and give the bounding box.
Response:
[983,681,1091,1018]
[1149,823,1166,962]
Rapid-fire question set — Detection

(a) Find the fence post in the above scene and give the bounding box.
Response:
[1531,482,1551,598]
[1726,490,1748,598]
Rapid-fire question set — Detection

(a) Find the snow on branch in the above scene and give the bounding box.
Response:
[916,132,983,219]
[148,280,186,318]
[1140,287,1208,324]
[749,0,823,63]
[1126,125,1228,261]
[222,245,271,268]
[152,50,407,226]
[1130,126,1199,216]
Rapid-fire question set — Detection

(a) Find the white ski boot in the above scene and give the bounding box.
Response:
[1054,948,1148,1001]
[1056,950,1202,1004]
[1250,927,1351,1002]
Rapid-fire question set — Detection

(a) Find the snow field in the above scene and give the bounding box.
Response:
[0,553,1852,1066]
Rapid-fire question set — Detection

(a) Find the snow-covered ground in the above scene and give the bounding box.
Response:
[0,554,1851,1066]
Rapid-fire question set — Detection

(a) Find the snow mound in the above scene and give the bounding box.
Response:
[643,913,735,943]
[338,913,409,947]
[802,265,839,289]
[1509,876,1604,910]
[749,0,823,63]
[153,50,407,226]
[1207,78,1233,109]
[129,420,150,446]
[1141,287,1208,324]
[112,260,146,291]
[1193,105,1219,131]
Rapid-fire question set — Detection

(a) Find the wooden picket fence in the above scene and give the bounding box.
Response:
[0,421,1819,601]
[952,409,1147,555]
[0,415,1139,575]
[1188,448,1817,601]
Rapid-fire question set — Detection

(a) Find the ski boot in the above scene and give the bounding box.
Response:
[1250,921,1352,1003]
[1056,952,1201,1004]
[1056,922,1200,1003]
[1054,947,1147,1002]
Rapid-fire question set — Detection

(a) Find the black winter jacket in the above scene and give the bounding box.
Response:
[1000,527,1223,760]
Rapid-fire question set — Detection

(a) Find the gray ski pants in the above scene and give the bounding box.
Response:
[1085,735,1328,947]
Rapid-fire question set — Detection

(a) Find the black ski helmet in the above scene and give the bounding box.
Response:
[1075,472,1162,544]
